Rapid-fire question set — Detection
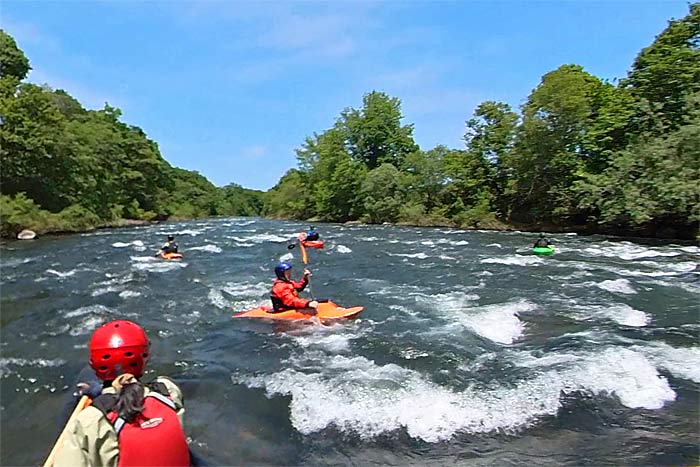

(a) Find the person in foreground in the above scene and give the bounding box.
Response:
[55,320,190,467]
[270,261,318,315]
[533,233,551,248]
[160,235,179,254]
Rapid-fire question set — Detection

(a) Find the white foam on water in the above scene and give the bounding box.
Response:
[119,290,141,299]
[130,255,155,262]
[413,291,480,312]
[580,304,650,327]
[486,243,502,248]
[289,327,362,353]
[130,256,188,273]
[452,240,470,246]
[582,243,682,261]
[481,255,543,266]
[236,347,675,442]
[189,244,222,254]
[45,269,77,278]
[634,343,700,383]
[91,286,122,297]
[510,347,676,409]
[420,240,435,246]
[70,315,109,336]
[387,252,429,259]
[336,245,352,254]
[232,233,289,244]
[0,358,66,376]
[279,253,294,262]
[211,282,270,310]
[208,289,229,310]
[602,305,649,327]
[233,220,256,226]
[63,304,112,319]
[453,300,534,344]
[2,257,36,268]
[596,279,636,295]
[111,240,144,248]
[678,245,700,254]
[656,280,700,294]
[173,228,208,237]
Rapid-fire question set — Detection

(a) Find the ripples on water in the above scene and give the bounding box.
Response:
[1,218,698,465]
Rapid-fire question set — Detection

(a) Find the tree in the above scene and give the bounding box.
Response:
[461,101,519,215]
[507,65,610,221]
[574,93,700,228]
[623,3,700,131]
[342,91,419,169]
[0,30,31,81]
[360,163,404,223]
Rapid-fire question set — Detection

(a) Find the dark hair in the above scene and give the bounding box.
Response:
[114,380,145,422]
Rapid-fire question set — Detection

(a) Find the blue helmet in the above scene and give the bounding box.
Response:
[275,261,293,279]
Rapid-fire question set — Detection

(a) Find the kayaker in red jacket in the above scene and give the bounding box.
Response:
[270,262,318,314]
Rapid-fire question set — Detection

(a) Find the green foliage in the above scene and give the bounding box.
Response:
[264,5,699,238]
[507,65,612,221]
[0,31,263,237]
[574,94,700,226]
[264,169,312,219]
[342,91,419,169]
[0,30,31,81]
[624,3,700,131]
[360,163,404,224]
[0,193,50,237]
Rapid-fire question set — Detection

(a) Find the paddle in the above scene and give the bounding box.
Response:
[43,395,92,467]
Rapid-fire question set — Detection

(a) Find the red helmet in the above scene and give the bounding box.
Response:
[89,320,150,381]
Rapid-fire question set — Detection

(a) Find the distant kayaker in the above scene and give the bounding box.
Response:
[270,261,318,315]
[160,234,179,254]
[54,320,190,467]
[533,233,551,248]
[305,226,320,242]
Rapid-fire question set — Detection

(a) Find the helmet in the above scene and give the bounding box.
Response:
[275,261,293,280]
[89,320,150,381]
[167,235,175,241]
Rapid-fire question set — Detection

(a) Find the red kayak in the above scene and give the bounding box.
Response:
[298,233,324,249]
[233,300,363,322]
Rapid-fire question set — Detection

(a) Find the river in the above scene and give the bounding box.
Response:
[1,218,698,466]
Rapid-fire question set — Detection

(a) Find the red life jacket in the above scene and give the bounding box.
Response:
[94,388,190,467]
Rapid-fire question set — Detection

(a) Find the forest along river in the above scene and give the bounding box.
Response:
[1,218,698,466]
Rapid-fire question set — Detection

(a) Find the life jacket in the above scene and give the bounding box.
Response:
[92,382,190,467]
[270,278,308,312]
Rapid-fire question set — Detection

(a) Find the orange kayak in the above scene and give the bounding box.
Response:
[233,300,363,322]
[160,252,184,260]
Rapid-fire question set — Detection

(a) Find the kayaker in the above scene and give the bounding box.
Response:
[270,261,318,314]
[533,233,551,248]
[160,235,179,254]
[54,320,190,467]
[305,226,320,242]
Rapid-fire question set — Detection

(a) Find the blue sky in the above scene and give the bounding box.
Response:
[1,1,690,190]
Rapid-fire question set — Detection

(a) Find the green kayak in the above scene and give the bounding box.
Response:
[532,246,554,256]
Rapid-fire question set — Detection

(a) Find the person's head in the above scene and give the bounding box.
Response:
[275,261,293,281]
[167,235,175,242]
[539,233,545,238]
[89,320,150,381]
